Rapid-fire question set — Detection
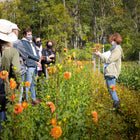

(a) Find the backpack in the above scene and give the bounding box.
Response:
[0,52,7,112]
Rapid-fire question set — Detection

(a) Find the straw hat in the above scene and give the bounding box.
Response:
[0,19,17,42]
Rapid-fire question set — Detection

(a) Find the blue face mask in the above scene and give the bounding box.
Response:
[110,42,117,51]
[26,35,32,41]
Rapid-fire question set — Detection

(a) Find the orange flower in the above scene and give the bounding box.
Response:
[63,72,71,79]
[92,61,95,66]
[0,70,8,79]
[91,111,98,122]
[25,81,30,87]
[64,48,68,53]
[51,118,57,126]
[72,52,76,58]
[21,102,28,108]
[77,61,82,66]
[10,94,17,102]
[10,80,16,89]
[53,67,56,74]
[51,126,62,139]
[14,103,23,114]
[110,85,115,91]
[46,102,55,113]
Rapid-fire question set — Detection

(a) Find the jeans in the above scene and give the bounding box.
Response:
[25,67,37,100]
[106,77,119,101]
[0,111,6,130]
[19,74,25,103]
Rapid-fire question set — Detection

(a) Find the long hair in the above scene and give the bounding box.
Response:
[46,39,55,51]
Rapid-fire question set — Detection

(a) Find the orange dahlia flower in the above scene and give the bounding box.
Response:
[51,118,57,126]
[14,104,23,114]
[110,85,115,91]
[21,102,28,108]
[25,81,30,87]
[63,72,71,79]
[72,52,76,58]
[92,61,95,66]
[77,61,82,66]
[53,67,56,74]
[0,70,8,79]
[10,80,16,89]
[46,102,55,113]
[10,94,17,102]
[91,111,98,122]
[64,48,68,53]
[51,126,62,139]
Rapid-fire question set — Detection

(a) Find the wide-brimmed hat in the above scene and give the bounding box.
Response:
[0,19,17,42]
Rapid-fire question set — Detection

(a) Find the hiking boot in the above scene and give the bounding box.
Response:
[113,100,120,108]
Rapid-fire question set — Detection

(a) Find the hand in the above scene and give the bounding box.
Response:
[36,62,41,67]
[94,51,101,56]
[49,54,55,58]
[40,56,45,60]
[47,57,52,61]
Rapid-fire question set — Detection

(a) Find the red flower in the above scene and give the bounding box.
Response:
[25,81,30,87]
[51,126,62,139]
[21,102,28,108]
[110,85,115,91]
[46,102,55,113]
[91,111,98,122]
[64,48,68,53]
[14,104,23,114]
[51,118,57,126]
[77,61,82,66]
[0,70,8,79]
[63,72,71,79]
[10,94,17,102]
[10,80,16,89]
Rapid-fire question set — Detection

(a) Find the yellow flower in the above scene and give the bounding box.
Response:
[58,121,61,125]
[13,66,17,71]
[47,95,51,100]
[63,118,66,122]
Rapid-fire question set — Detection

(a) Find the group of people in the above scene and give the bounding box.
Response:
[0,19,55,130]
[0,19,124,132]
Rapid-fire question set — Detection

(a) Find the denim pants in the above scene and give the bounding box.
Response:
[25,67,37,100]
[19,74,25,103]
[106,77,119,101]
[0,111,6,130]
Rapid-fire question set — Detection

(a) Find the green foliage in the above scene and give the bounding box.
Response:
[117,62,140,91]
[1,55,140,139]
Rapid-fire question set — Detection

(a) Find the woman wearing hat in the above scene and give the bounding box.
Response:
[0,19,21,131]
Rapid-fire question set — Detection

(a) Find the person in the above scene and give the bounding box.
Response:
[21,28,40,104]
[0,19,21,131]
[95,33,124,108]
[33,36,43,77]
[42,39,56,78]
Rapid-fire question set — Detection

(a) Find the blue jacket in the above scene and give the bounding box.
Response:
[21,38,39,67]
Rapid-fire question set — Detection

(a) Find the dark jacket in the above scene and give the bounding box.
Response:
[21,38,39,67]
[42,48,55,75]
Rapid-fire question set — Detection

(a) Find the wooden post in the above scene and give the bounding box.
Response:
[102,37,105,85]
[93,53,96,73]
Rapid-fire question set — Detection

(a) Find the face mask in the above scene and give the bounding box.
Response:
[26,35,32,41]
[110,42,117,51]
[36,41,42,47]
[47,44,52,49]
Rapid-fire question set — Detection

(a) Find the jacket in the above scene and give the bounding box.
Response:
[41,48,55,76]
[13,39,27,75]
[99,45,124,79]
[21,38,39,67]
